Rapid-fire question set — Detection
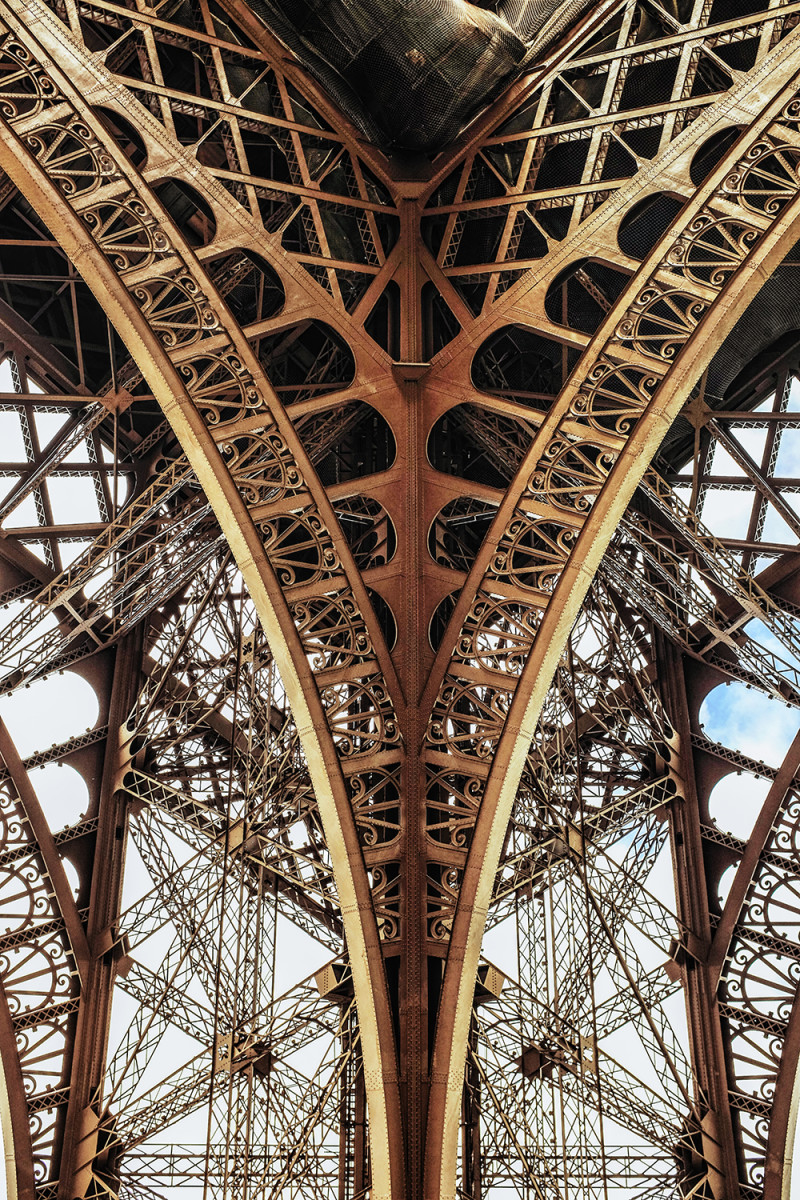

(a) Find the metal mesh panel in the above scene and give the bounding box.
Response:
[245,0,596,151]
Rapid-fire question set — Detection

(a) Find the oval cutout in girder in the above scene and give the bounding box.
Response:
[427,403,534,488]
[618,193,684,261]
[544,258,630,336]
[472,325,578,413]
[152,177,216,247]
[295,401,396,483]
[260,320,355,406]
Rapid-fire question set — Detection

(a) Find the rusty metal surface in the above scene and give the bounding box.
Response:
[0,0,795,1197]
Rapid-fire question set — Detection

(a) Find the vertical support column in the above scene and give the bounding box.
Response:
[353,1044,368,1199]
[394,192,431,1200]
[461,1015,481,1200]
[339,1002,369,1200]
[58,631,143,1199]
[657,633,742,1199]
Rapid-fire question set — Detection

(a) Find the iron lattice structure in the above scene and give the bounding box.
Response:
[0,0,798,1196]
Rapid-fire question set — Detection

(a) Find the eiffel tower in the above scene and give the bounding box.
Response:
[0,0,798,1195]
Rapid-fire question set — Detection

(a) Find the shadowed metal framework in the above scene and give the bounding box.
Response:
[0,0,798,1196]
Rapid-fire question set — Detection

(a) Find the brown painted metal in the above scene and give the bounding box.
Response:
[0,0,797,1196]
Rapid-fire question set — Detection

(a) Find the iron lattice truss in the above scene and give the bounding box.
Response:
[0,0,797,1197]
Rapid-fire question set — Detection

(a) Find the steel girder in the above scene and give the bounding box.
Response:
[0,0,797,1197]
